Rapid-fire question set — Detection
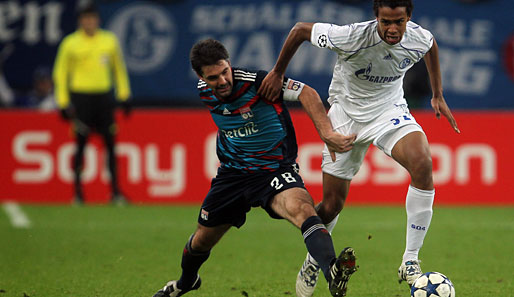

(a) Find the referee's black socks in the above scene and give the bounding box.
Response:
[301,215,336,281]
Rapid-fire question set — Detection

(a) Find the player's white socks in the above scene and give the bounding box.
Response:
[325,214,339,235]
[403,185,434,263]
[307,214,340,267]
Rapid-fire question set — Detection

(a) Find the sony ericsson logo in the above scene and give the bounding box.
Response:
[399,58,412,69]
[221,122,259,139]
[355,63,401,83]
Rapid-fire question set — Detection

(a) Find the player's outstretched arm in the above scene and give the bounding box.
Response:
[424,38,460,134]
[258,22,314,102]
[298,85,356,161]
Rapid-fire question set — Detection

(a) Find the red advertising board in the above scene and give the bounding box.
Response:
[1,109,513,205]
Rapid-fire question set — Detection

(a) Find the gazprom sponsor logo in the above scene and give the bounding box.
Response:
[355,63,401,83]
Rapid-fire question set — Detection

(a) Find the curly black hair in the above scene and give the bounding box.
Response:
[373,0,413,17]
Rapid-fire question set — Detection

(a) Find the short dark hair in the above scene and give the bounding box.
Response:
[373,0,413,17]
[77,1,99,17]
[190,39,229,76]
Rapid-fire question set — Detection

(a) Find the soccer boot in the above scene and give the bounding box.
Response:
[328,247,358,297]
[296,253,321,297]
[153,275,201,297]
[110,193,129,206]
[72,195,84,206]
[398,260,422,287]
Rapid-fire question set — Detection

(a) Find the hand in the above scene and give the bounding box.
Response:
[431,96,460,133]
[323,132,357,162]
[257,69,284,102]
[120,100,131,116]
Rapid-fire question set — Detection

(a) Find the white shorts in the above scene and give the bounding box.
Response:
[321,101,424,180]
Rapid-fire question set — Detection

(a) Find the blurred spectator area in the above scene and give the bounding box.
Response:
[0,0,513,109]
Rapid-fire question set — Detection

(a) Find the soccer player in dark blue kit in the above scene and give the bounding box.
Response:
[152,39,357,297]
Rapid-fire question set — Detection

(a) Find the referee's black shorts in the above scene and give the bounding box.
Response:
[198,164,306,228]
[70,92,116,133]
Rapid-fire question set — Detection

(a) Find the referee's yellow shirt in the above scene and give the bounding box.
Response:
[53,28,131,109]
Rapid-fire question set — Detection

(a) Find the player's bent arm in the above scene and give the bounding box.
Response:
[258,22,314,101]
[296,84,333,141]
[273,22,314,75]
[288,82,355,153]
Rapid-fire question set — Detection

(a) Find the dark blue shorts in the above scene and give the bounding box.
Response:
[198,164,306,228]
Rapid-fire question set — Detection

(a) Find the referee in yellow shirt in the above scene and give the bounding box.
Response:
[53,3,131,205]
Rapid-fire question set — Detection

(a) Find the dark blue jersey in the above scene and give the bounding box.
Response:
[197,68,298,172]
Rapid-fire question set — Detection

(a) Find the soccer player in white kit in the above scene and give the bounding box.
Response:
[258,0,460,296]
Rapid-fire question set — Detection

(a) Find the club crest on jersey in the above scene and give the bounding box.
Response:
[399,58,411,69]
[287,79,301,91]
[201,209,209,221]
[240,106,254,120]
[292,163,300,174]
[317,34,328,48]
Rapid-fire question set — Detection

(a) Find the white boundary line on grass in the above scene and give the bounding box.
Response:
[2,202,31,228]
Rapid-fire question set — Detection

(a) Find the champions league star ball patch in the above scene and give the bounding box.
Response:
[317,34,328,47]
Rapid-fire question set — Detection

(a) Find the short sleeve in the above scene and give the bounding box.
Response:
[404,22,434,56]
[254,70,269,90]
[311,23,357,56]
[311,23,334,49]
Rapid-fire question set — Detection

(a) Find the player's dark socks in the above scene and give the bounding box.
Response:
[73,171,84,202]
[178,235,210,289]
[301,215,336,281]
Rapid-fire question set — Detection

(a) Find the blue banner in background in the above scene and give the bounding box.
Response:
[1,0,513,109]
[0,0,77,89]
[101,0,376,105]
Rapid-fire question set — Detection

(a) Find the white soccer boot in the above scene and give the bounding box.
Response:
[296,253,320,297]
[153,275,201,297]
[398,260,422,287]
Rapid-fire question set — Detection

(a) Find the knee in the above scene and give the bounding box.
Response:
[293,200,317,223]
[190,232,215,252]
[281,197,317,228]
[409,154,433,188]
[192,237,214,252]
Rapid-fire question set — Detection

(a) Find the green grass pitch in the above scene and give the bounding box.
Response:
[1,205,512,297]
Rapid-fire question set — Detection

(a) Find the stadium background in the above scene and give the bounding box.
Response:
[0,0,513,205]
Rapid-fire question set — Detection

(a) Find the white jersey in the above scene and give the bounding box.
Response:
[311,20,433,122]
